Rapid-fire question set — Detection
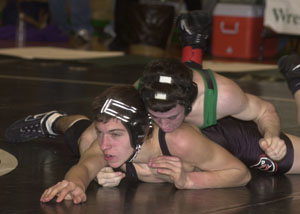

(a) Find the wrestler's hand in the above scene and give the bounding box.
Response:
[95,167,125,187]
[148,156,188,189]
[259,137,287,161]
[40,180,86,204]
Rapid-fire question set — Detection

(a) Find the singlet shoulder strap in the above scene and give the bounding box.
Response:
[122,129,171,180]
[199,68,218,129]
[125,162,139,180]
[186,61,215,90]
[158,128,171,156]
[185,62,218,129]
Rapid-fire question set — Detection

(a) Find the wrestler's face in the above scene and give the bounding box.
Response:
[95,119,134,168]
[148,104,185,133]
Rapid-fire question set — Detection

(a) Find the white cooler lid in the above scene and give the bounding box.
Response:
[213,3,264,17]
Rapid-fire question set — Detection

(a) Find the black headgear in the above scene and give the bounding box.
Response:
[100,98,153,162]
[140,74,198,114]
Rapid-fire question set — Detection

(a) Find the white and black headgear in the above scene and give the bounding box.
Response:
[100,98,153,162]
[140,74,198,114]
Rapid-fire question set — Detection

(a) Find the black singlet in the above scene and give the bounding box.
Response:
[127,117,294,178]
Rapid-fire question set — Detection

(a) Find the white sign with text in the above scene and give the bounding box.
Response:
[264,0,300,35]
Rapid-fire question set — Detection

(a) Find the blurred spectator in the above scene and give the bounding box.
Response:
[48,0,94,48]
[108,0,138,51]
[107,0,214,51]
[2,0,49,28]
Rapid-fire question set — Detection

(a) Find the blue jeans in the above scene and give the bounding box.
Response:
[48,0,93,36]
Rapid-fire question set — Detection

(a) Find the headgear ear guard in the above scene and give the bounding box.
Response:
[100,99,153,162]
[140,74,198,114]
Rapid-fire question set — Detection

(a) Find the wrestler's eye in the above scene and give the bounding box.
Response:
[110,131,124,138]
[111,133,120,137]
[168,115,178,120]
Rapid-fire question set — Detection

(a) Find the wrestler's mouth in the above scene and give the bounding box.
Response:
[163,128,175,133]
[104,154,113,161]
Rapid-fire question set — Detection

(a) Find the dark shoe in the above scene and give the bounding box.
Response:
[278,54,300,94]
[176,10,212,49]
[5,110,65,143]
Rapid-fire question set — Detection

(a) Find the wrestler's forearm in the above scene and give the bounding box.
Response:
[255,103,281,138]
[134,163,172,183]
[184,168,251,189]
[64,164,92,192]
[64,151,105,192]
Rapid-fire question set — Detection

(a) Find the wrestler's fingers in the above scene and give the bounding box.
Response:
[40,188,60,203]
[73,194,87,204]
[258,139,270,152]
[98,174,125,187]
[97,171,124,180]
[55,180,84,203]
[40,189,50,202]
[271,141,287,156]
[101,179,123,187]
[266,145,287,161]
[266,140,287,160]
[156,167,174,176]
[150,156,181,163]
[266,147,286,161]
[97,167,120,179]
[70,188,87,204]
[100,167,114,173]
[40,181,69,202]
[268,139,286,150]
[64,193,73,200]
[149,156,181,167]
[150,160,183,173]
[55,183,76,203]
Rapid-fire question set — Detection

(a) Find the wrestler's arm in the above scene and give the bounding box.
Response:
[77,122,98,154]
[150,124,251,189]
[216,73,286,161]
[40,141,106,203]
[96,162,168,187]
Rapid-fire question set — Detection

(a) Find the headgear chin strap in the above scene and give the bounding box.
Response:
[127,144,142,162]
[101,98,153,162]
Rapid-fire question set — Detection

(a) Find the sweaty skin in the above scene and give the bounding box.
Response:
[40,119,251,203]
[148,69,286,161]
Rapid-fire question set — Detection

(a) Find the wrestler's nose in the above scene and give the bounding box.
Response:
[100,135,112,150]
[160,119,170,130]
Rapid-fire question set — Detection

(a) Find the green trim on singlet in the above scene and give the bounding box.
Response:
[195,69,218,129]
[135,78,142,90]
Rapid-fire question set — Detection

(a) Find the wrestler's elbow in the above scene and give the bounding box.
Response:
[261,101,278,119]
[237,167,252,187]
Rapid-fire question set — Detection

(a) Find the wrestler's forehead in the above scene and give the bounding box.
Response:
[148,104,185,118]
[95,119,125,131]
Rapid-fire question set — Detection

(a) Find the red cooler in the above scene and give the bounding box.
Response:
[212,3,277,59]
